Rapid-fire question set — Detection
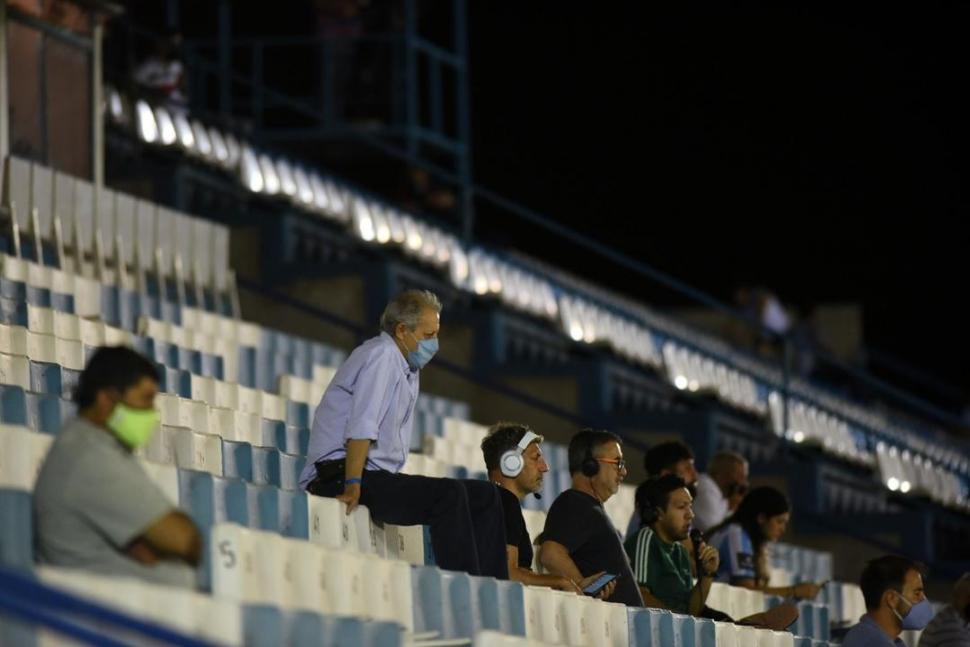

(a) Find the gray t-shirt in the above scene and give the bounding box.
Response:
[33,417,195,587]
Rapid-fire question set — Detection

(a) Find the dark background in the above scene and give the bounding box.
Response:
[117,1,970,410]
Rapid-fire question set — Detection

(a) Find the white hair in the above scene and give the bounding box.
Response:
[380,289,441,334]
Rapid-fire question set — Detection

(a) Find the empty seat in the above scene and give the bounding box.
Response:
[0,488,33,570]
[0,425,52,489]
[411,565,474,640]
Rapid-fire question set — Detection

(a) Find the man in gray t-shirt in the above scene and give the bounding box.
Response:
[33,347,201,587]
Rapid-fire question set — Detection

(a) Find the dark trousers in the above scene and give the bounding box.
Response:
[308,467,509,580]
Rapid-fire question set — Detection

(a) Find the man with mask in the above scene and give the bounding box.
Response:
[919,573,970,647]
[34,347,201,587]
[843,555,931,646]
[302,290,507,579]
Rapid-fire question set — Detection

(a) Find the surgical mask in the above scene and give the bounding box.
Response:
[107,403,160,450]
[406,331,438,370]
[891,592,933,630]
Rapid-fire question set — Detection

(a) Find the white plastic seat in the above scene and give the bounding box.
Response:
[0,424,52,489]
[308,494,358,551]
[173,429,223,476]
[211,523,260,603]
[384,523,425,566]
[320,548,366,616]
[0,352,30,390]
[137,458,180,504]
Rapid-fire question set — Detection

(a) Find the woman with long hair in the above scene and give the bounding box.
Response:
[705,486,823,600]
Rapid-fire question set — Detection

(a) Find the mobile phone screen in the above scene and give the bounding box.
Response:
[583,573,618,596]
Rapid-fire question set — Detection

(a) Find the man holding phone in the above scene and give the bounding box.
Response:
[539,429,640,606]
[481,422,615,597]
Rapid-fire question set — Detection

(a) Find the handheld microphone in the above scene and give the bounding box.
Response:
[689,528,704,568]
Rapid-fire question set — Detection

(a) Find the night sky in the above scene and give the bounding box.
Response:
[119,1,970,411]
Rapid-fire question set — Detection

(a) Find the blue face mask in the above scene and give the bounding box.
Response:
[406,331,438,370]
[892,592,933,630]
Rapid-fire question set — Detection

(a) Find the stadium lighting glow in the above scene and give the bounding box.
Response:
[293,167,314,205]
[793,431,805,444]
[209,128,229,163]
[224,134,241,169]
[374,210,391,244]
[153,107,176,145]
[135,101,158,143]
[276,160,298,197]
[258,155,280,194]
[887,477,900,491]
[674,375,689,390]
[569,323,584,341]
[688,380,700,392]
[173,112,195,149]
[109,90,124,122]
[353,202,376,242]
[900,480,911,493]
[309,174,331,213]
[240,148,264,193]
[191,121,212,158]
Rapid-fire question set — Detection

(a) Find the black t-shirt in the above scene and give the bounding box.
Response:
[498,486,533,569]
[542,489,643,607]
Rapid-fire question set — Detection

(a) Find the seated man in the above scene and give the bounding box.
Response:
[691,451,748,532]
[539,429,639,606]
[625,475,720,616]
[301,290,507,579]
[843,555,930,647]
[481,422,610,595]
[626,475,797,630]
[34,347,201,587]
[626,440,699,540]
[919,573,970,647]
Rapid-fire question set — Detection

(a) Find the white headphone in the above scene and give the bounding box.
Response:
[500,431,541,478]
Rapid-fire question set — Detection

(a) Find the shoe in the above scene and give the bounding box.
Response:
[738,602,799,631]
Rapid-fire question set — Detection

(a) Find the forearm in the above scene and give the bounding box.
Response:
[344,439,371,481]
[510,566,574,590]
[539,542,585,583]
[640,587,671,610]
[690,576,713,616]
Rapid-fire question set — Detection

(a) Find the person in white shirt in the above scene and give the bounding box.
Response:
[692,451,749,533]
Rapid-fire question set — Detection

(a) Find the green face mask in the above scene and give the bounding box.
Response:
[107,403,160,450]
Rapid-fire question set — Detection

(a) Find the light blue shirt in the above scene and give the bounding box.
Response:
[842,615,905,647]
[299,332,419,488]
[708,522,756,582]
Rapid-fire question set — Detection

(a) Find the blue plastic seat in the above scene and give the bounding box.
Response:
[251,446,281,487]
[0,489,33,571]
[242,605,284,647]
[279,452,306,492]
[221,439,254,482]
[411,566,473,640]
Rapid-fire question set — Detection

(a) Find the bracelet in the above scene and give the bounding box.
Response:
[344,477,362,486]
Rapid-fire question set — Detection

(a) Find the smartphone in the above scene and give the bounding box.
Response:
[583,573,618,596]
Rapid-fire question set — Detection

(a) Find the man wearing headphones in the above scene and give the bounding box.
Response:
[481,422,614,595]
[539,429,642,606]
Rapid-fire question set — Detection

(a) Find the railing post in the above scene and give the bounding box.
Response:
[218,0,231,115]
[453,0,474,243]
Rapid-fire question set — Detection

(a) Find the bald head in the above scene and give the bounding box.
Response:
[708,451,749,500]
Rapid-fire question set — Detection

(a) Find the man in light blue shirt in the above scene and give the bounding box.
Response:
[843,555,930,647]
[302,289,508,579]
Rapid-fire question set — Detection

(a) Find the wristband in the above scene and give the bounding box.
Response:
[344,477,362,486]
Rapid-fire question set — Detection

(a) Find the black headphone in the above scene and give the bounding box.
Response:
[580,437,600,477]
[641,504,663,526]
